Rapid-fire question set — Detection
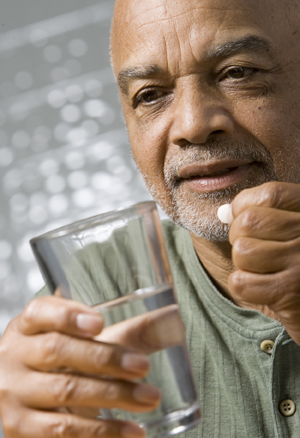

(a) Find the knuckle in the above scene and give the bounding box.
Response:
[101,381,120,403]
[41,332,62,366]
[52,375,77,405]
[92,343,114,369]
[229,271,245,293]
[50,416,77,438]
[260,182,283,207]
[232,237,252,257]
[49,416,110,438]
[21,300,42,329]
[94,423,114,438]
[239,209,260,233]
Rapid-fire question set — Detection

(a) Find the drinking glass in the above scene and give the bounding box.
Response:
[30,201,201,437]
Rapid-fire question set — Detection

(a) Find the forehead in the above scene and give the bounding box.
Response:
[111,0,285,73]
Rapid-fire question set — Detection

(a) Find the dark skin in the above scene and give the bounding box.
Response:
[192,182,300,331]
[111,0,300,326]
[1,0,300,436]
[229,182,300,341]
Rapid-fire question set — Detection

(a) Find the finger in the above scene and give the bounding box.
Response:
[228,267,300,307]
[231,236,300,273]
[229,267,300,346]
[97,305,186,355]
[18,371,161,412]
[229,207,300,243]
[18,296,103,338]
[228,269,280,307]
[23,332,150,379]
[231,182,300,218]
[1,406,145,438]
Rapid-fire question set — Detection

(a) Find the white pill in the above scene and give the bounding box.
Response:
[217,204,233,225]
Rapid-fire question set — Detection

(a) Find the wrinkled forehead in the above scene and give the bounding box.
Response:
[111,0,297,74]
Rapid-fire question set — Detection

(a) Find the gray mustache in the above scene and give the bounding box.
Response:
[164,139,273,178]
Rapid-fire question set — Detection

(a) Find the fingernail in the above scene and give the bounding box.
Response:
[76,313,102,333]
[122,353,150,373]
[122,424,145,438]
[133,384,161,404]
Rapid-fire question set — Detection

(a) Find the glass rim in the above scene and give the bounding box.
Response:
[30,200,157,243]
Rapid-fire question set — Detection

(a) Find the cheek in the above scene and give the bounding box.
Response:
[126,116,170,182]
[233,99,300,165]
[233,98,280,139]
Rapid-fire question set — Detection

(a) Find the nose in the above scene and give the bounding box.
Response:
[170,84,235,146]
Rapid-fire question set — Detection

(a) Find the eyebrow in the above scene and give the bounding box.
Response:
[118,65,164,95]
[206,35,271,61]
[117,35,272,95]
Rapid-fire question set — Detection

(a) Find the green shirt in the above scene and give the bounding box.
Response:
[36,220,300,438]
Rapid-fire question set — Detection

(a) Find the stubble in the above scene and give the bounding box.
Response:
[140,138,279,242]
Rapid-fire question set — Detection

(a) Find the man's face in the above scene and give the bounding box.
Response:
[111,0,300,241]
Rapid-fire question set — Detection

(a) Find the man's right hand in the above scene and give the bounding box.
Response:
[0,296,161,438]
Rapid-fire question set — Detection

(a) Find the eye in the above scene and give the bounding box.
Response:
[134,88,165,108]
[222,66,258,80]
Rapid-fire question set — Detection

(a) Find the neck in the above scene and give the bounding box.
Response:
[191,233,234,299]
[190,233,280,321]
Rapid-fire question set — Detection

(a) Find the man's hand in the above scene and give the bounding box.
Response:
[0,296,161,438]
[228,181,300,345]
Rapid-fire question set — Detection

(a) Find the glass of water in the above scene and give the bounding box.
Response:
[30,201,201,437]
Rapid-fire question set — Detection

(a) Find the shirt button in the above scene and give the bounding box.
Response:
[260,340,275,355]
[279,399,296,417]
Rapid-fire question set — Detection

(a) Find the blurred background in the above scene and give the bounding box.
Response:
[0,1,153,434]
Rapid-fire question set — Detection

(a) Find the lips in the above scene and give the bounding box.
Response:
[178,159,253,178]
[177,160,256,193]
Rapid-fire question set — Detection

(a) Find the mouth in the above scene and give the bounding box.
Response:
[177,160,258,193]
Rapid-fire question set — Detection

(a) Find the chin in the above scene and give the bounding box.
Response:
[168,202,230,242]
[158,184,236,242]
[179,220,230,242]
[151,189,231,242]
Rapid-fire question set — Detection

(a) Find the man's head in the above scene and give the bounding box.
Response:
[111,0,300,242]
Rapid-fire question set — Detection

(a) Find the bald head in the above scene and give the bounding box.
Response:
[110,0,161,72]
[111,0,300,77]
[108,0,300,241]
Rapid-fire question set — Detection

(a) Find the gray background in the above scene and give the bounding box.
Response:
[0,1,153,435]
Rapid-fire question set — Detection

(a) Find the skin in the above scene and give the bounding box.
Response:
[111,0,300,319]
[1,0,300,437]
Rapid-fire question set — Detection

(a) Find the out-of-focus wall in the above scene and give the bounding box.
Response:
[0,2,152,435]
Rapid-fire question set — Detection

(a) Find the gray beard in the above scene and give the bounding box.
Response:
[139,138,281,242]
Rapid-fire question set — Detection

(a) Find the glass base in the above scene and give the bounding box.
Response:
[139,403,202,438]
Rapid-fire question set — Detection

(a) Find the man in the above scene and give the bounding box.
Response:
[1,0,300,436]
